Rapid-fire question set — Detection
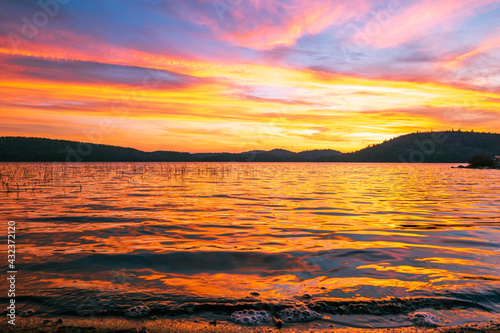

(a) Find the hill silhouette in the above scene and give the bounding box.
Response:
[0,131,498,162]
[318,130,500,163]
[0,137,341,162]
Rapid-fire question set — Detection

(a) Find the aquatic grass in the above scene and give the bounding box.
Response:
[0,162,259,194]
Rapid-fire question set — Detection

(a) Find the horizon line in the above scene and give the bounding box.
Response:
[2,129,499,155]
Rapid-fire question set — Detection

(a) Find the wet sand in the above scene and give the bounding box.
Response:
[2,316,499,333]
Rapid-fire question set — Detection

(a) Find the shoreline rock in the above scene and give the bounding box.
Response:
[452,165,500,169]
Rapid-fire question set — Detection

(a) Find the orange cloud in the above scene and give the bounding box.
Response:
[2,50,500,153]
[2,15,500,154]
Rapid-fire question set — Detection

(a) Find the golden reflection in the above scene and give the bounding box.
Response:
[415,257,498,267]
[2,162,500,307]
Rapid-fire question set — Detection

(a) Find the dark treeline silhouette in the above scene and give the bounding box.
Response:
[468,154,495,168]
[0,130,499,162]
[318,130,500,163]
[0,137,341,162]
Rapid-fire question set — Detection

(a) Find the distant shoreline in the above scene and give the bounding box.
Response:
[1,131,500,163]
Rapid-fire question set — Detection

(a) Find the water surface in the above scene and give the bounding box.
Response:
[1,162,499,328]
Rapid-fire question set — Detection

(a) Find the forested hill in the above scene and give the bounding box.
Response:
[319,131,500,163]
[0,137,341,162]
[0,137,195,162]
[0,131,499,162]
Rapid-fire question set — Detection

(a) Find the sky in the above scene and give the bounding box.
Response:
[1,0,500,153]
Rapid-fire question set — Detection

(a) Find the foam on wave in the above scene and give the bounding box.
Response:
[125,305,150,317]
[229,309,272,325]
[278,306,322,322]
[408,311,442,327]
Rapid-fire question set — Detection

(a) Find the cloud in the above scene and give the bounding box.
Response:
[168,0,371,49]
[441,34,500,70]
[1,0,500,152]
[355,0,499,49]
[1,55,210,88]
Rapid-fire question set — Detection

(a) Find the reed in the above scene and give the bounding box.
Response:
[0,162,258,194]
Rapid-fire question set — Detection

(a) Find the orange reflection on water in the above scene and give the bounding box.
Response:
[1,162,499,310]
[415,257,499,268]
[148,273,434,300]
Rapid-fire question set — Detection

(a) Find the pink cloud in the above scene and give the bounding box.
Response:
[441,33,500,70]
[177,0,371,49]
[355,0,498,49]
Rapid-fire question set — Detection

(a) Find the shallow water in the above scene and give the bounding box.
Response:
[1,162,499,328]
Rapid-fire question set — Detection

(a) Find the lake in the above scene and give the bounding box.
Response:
[1,162,499,328]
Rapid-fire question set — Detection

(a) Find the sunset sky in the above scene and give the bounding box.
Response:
[1,0,500,153]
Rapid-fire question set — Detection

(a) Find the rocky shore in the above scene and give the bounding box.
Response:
[453,165,500,169]
[2,316,499,333]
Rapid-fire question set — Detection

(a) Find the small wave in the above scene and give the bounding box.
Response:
[5,294,494,319]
